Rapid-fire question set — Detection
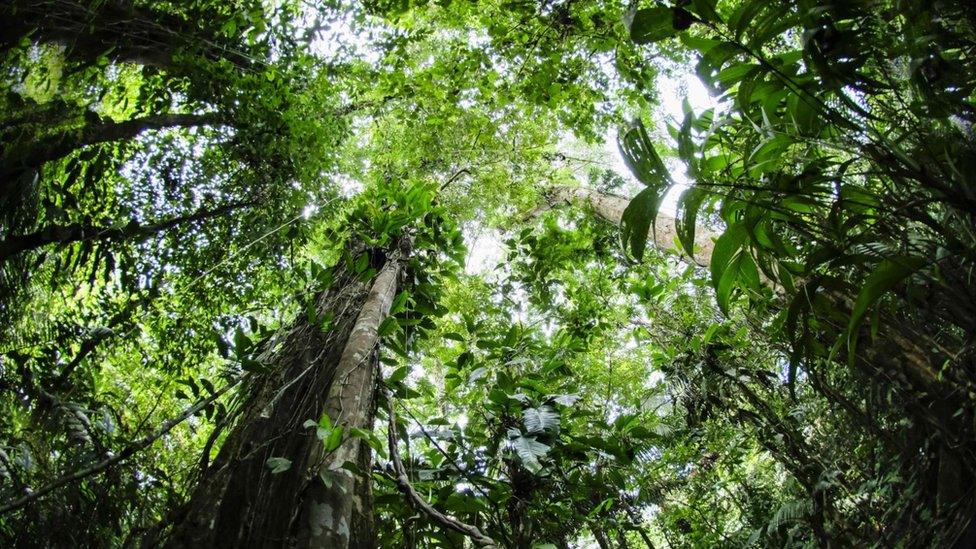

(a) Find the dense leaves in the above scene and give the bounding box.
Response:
[1,0,974,547]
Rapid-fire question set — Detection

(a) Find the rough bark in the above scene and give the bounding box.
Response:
[165,249,402,548]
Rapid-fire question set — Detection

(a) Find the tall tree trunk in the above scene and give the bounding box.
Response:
[165,246,403,548]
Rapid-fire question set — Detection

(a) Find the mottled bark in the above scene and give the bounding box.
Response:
[165,250,403,548]
[295,258,401,548]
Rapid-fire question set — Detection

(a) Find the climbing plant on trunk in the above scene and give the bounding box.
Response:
[163,181,465,547]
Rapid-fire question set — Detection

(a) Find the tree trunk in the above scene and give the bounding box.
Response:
[591,526,611,549]
[546,186,717,267]
[164,247,403,548]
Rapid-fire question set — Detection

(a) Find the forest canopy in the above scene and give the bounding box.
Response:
[0,0,974,547]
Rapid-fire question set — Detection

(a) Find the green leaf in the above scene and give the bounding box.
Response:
[318,312,334,333]
[199,378,215,395]
[318,412,333,431]
[323,425,345,452]
[387,365,409,385]
[510,431,550,473]
[689,0,720,23]
[552,394,580,407]
[469,367,488,383]
[265,457,292,474]
[523,405,560,433]
[846,256,925,341]
[619,121,672,189]
[378,317,399,337]
[618,120,674,261]
[676,186,707,259]
[349,427,387,458]
[354,251,369,274]
[390,290,410,314]
[630,7,678,44]
[621,187,663,261]
[710,223,748,313]
[233,327,251,357]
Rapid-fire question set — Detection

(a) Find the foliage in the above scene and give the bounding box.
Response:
[1,0,974,547]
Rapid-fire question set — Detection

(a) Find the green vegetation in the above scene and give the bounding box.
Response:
[1,0,973,546]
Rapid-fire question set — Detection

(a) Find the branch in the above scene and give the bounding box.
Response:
[0,199,255,263]
[440,168,471,191]
[0,112,223,184]
[0,376,242,516]
[385,391,499,548]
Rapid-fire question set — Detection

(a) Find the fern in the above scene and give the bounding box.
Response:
[767,499,813,532]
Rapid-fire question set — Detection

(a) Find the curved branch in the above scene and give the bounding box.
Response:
[385,390,499,548]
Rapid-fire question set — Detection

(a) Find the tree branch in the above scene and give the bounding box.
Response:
[385,390,499,548]
[0,199,254,263]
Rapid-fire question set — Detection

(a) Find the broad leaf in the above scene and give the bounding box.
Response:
[618,120,673,260]
[510,431,550,473]
[621,187,663,261]
[523,405,560,433]
[676,186,707,259]
[710,222,748,313]
[265,457,292,474]
[846,256,925,341]
[630,7,678,44]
